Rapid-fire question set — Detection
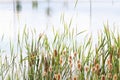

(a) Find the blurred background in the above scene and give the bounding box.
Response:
[0,0,120,52]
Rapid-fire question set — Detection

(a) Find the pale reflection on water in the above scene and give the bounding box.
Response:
[0,1,120,54]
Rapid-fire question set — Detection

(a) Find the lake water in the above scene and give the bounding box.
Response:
[0,0,120,54]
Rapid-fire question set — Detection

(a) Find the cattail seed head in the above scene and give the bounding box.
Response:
[29,53,36,66]
[101,75,105,80]
[68,59,72,64]
[77,60,80,64]
[77,63,81,70]
[95,63,100,71]
[44,57,49,72]
[69,55,72,60]
[107,73,112,79]
[109,46,114,63]
[73,76,77,80]
[54,73,61,80]
[85,66,89,72]
[108,63,112,71]
[113,74,118,80]
[74,52,77,58]
[57,73,61,80]
[54,49,57,57]
[107,59,111,65]
[109,54,112,63]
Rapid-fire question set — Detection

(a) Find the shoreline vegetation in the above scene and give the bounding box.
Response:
[0,0,120,80]
[0,24,120,80]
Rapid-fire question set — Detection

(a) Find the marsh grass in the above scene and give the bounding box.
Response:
[0,1,120,80]
[0,22,120,80]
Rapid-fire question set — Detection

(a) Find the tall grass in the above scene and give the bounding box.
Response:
[0,23,120,80]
